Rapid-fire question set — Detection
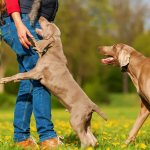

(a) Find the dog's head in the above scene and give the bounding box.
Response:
[30,17,61,56]
[99,43,134,68]
[36,16,61,39]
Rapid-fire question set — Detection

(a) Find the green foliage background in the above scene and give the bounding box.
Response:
[0,0,150,107]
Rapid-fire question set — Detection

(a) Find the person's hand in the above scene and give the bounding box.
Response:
[11,12,33,49]
[16,22,33,49]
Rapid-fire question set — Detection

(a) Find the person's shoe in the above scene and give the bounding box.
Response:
[15,137,39,150]
[40,136,64,150]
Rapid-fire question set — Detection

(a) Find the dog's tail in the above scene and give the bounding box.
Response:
[93,105,108,121]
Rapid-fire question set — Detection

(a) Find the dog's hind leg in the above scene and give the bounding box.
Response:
[0,68,42,84]
[70,111,90,148]
[85,112,98,147]
[125,101,150,145]
[86,127,97,146]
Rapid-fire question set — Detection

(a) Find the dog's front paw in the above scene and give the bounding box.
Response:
[0,77,15,84]
[0,78,9,84]
[125,136,135,145]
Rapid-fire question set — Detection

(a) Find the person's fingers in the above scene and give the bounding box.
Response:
[23,35,32,46]
[20,37,29,49]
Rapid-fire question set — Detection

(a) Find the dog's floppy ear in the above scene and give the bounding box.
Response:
[36,27,54,40]
[118,50,131,67]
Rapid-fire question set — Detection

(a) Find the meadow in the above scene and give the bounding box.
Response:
[0,101,150,150]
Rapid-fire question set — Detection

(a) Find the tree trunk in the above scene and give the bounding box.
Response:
[0,65,4,93]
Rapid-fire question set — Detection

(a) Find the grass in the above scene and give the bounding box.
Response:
[0,106,150,150]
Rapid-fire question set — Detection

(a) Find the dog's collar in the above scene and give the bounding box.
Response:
[32,43,52,57]
[121,64,128,72]
[40,37,55,56]
[41,44,51,56]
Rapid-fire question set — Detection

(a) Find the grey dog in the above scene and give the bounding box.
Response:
[0,17,107,148]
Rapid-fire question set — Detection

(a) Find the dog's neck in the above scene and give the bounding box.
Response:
[126,51,146,79]
[43,37,67,64]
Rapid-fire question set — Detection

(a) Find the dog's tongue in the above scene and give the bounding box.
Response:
[101,57,114,64]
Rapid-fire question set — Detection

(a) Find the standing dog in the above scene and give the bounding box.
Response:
[0,17,107,148]
[99,43,150,144]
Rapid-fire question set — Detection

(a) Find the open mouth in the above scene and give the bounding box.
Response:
[101,56,115,64]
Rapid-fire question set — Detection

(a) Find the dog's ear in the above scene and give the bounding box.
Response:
[118,50,130,67]
[36,28,54,40]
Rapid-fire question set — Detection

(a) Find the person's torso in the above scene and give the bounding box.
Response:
[19,0,58,21]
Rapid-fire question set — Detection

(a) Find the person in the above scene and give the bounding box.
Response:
[0,0,60,149]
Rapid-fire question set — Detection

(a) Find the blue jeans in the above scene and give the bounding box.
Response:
[0,14,57,142]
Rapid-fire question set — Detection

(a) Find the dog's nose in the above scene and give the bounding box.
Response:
[98,46,104,52]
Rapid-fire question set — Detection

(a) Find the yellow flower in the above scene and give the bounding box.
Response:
[57,130,62,134]
[139,143,147,149]
[106,148,111,150]
[112,142,120,146]
[86,147,94,150]
[4,136,11,141]
[121,144,127,149]
[102,132,108,135]
[123,124,129,128]
[102,136,108,140]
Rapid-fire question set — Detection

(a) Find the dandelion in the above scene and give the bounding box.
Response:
[123,123,129,129]
[102,132,108,135]
[139,143,147,149]
[4,136,11,141]
[112,142,120,147]
[57,130,62,134]
[102,136,108,140]
[121,144,127,149]
[86,147,94,150]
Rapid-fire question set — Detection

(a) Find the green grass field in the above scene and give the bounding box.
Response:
[0,105,150,150]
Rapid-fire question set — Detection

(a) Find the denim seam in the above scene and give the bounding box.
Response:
[1,23,14,44]
[8,23,14,44]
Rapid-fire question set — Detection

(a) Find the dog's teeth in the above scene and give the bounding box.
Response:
[108,57,114,60]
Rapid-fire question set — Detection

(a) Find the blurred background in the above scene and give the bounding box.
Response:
[0,0,150,108]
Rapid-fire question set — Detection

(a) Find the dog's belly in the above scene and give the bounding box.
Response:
[38,63,92,112]
[40,65,79,109]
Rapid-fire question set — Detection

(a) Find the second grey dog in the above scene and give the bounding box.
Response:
[0,17,107,148]
[99,44,150,145]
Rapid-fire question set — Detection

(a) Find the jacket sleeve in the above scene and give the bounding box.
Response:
[5,0,21,15]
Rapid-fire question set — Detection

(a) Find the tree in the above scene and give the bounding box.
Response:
[56,0,102,85]
[0,40,18,94]
[108,0,148,93]
[133,32,150,57]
